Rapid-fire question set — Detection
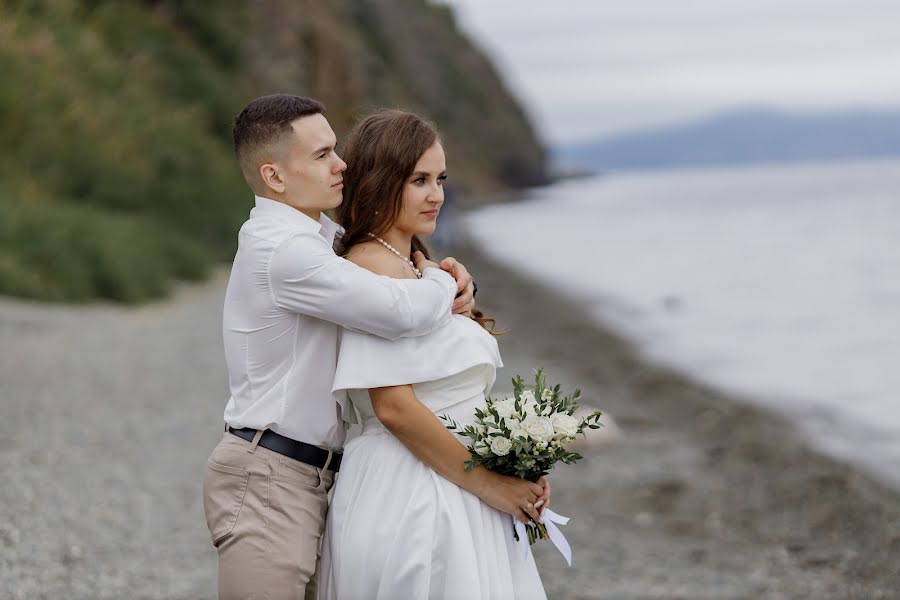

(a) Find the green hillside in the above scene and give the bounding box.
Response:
[0,0,546,303]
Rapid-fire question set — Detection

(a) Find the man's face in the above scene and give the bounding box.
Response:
[269,114,347,215]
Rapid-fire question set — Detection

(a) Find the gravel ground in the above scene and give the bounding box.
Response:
[1,273,228,599]
[2,245,899,599]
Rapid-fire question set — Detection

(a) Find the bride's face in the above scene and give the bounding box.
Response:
[395,142,446,236]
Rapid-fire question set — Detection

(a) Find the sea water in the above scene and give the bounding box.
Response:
[465,157,900,488]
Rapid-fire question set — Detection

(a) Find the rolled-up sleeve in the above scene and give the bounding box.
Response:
[268,232,455,339]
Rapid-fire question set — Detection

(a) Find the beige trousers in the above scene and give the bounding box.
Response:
[202,431,335,600]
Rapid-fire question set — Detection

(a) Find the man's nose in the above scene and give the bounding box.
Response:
[334,155,347,173]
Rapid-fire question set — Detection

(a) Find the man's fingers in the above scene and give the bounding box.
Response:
[440,256,463,291]
[440,256,471,293]
[440,256,474,313]
[451,289,474,314]
[453,269,469,295]
[413,251,440,274]
[440,257,456,271]
[452,299,474,315]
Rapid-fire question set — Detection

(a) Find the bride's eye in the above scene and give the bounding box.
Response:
[437,175,447,185]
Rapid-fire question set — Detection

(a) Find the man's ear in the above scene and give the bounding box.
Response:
[259,162,286,194]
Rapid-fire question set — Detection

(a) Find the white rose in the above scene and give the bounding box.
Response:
[474,440,491,456]
[505,417,527,440]
[520,391,538,416]
[492,398,517,419]
[521,415,554,442]
[490,436,512,456]
[551,413,580,438]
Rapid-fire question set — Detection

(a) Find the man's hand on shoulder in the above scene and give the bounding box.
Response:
[438,257,475,316]
[411,252,475,316]
[412,251,441,274]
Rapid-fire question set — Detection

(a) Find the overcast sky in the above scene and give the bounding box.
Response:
[440,0,900,145]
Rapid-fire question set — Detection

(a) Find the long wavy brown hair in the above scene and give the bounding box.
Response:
[337,110,498,333]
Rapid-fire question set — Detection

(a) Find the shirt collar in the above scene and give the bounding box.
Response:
[252,195,342,245]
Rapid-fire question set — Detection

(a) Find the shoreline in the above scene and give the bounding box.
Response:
[450,237,900,598]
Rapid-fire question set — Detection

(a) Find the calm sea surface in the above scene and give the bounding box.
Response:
[466,158,900,488]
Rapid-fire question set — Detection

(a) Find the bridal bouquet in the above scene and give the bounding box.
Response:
[441,369,602,555]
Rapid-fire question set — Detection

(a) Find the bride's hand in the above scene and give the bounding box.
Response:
[478,472,545,524]
[536,476,551,514]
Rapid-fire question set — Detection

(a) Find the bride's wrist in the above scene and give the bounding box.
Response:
[461,465,491,498]
[466,465,494,497]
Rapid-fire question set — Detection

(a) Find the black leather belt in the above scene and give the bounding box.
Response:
[228,427,342,472]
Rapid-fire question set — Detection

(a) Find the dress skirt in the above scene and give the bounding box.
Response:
[318,392,547,600]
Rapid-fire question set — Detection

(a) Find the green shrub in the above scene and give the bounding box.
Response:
[0,200,212,303]
[0,1,248,303]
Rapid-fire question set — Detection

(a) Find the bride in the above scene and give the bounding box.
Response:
[319,110,549,600]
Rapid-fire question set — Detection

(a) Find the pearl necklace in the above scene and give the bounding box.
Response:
[367,233,422,278]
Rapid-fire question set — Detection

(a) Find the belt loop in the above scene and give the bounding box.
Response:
[225,423,231,433]
[248,429,264,453]
[322,449,333,472]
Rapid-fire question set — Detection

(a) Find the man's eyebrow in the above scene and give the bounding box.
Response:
[311,144,334,156]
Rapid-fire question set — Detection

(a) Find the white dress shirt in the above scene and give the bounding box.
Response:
[222,196,456,450]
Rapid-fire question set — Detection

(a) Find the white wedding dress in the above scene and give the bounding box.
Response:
[319,315,547,600]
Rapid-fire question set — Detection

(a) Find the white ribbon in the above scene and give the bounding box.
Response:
[513,508,572,566]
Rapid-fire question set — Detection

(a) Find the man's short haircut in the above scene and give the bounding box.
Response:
[232,94,326,185]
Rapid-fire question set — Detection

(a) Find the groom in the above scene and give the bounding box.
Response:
[202,94,475,599]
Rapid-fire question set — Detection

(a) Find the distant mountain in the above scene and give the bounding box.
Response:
[555,108,900,172]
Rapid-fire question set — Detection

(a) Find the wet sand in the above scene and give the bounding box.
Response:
[1,241,898,598]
